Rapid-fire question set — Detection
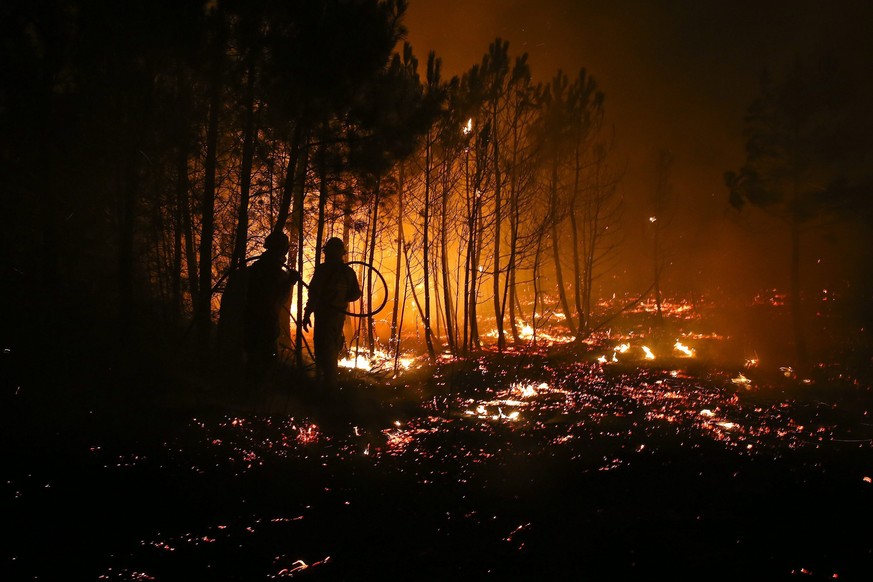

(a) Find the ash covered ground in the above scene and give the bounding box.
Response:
[3,302,873,581]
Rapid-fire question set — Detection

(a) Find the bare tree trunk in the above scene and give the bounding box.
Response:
[470,189,483,351]
[183,186,199,316]
[439,162,457,355]
[549,160,577,337]
[653,223,663,320]
[532,232,544,346]
[366,179,381,354]
[569,144,584,334]
[275,123,306,234]
[315,142,328,264]
[421,132,436,359]
[492,106,505,351]
[507,154,520,344]
[390,166,405,357]
[172,143,187,322]
[195,81,221,351]
[504,109,521,346]
[285,130,310,368]
[231,63,257,271]
[118,144,139,346]
[461,150,473,354]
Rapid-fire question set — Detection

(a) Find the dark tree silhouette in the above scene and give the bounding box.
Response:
[726,56,873,369]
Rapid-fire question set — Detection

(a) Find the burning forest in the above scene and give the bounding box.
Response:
[3,0,873,580]
[5,295,873,579]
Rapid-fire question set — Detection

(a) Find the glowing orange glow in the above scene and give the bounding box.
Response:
[338,348,415,372]
[673,340,695,357]
[732,373,752,388]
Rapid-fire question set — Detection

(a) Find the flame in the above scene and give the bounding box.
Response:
[463,118,473,135]
[296,424,320,445]
[673,340,695,357]
[642,345,655,360]
[338,349,416,372]
[732,373,752,388]
[514,383,539,398]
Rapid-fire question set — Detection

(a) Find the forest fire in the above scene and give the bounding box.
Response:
[10,280,873,579]
[35,313,861,579]
[338,348,417,373]
[150,339,868,472]
[5,1,873,580]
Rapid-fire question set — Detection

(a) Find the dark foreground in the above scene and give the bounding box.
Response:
[3,340,873,582]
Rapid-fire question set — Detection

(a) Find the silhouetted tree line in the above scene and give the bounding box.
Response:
[727,55,873,369]
[2,0,633,370]
[9,2,867,376]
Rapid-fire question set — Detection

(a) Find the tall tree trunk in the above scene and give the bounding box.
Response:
[390,166,405,357]
[492,107,505,351]
[653,221,663,321]
[549,158,577,337]
[314,140,328,267]
[183,186,199,316]
[651,148,672,323]
[118,140,139,346]
[118,82,153,347]
[231,60,258,271]
[274,124,310,366]
[172,143,186,323]
[461,150,473,354]
[507,151,520,344]
[421,132,436,359]
[366,179,381,354]
[470,186,483,351]
[275,123,306,234]
[504,107,521,345]
[195,68,221,351]
[531,232,544,346]
[569,143,584,334]
[439,162,457,355]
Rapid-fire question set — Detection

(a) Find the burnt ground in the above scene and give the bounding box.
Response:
[3,309,873,582]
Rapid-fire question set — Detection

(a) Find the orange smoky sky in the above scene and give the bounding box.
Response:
[404,0,873,298]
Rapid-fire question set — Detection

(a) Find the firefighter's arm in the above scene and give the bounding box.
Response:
[346,266,362,302]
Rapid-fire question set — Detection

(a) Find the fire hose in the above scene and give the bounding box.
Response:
[291,260,388,318]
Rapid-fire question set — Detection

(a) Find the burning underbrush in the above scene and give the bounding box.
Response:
[5,298,873,580]
[64,342,870,581]
[172,342,873,475]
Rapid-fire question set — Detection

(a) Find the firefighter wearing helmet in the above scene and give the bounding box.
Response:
[302,237,362,386]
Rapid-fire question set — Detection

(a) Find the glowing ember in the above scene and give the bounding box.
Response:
[338,348,417,372]
[732,373,753,388]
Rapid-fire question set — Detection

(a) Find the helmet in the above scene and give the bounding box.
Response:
[323,237,347,255]
[264,230,290,252]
